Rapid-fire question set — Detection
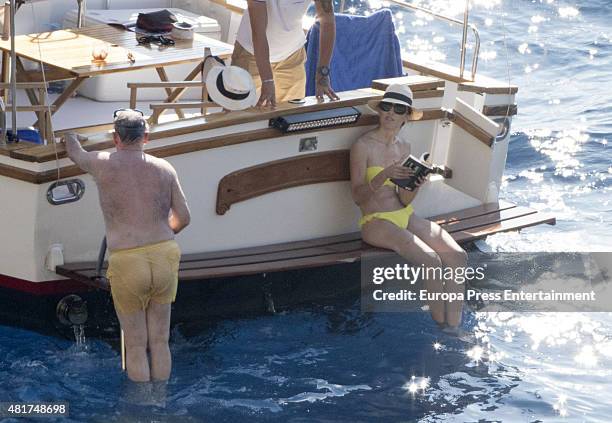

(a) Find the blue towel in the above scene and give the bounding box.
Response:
[305,9,403,96]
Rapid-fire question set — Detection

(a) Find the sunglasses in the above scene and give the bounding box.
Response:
[113,108,144,120]
[378,101,411,115]
[137,35,175,46]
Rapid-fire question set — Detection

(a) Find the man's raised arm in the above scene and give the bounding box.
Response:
[63,132,106,175]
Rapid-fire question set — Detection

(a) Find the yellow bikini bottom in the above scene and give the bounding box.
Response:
[359,204,414,229]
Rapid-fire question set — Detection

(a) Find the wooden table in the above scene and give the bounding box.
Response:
[0,24,233,123]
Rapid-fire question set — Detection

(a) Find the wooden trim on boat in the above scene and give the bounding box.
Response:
[0,116,376,184]
[5,107,445,167]
[371,75,445,92]
[402,57,519,95]
[8,90,382,163]
[459,81,518,95]
[216,150,350,215]
[0,109,452,184]
[54,122,115,136]
[449,110,495,147]
[420,108,445,120]
[415,89,445,99]
[0,142,33,157]
[0,162,39,183]
[0,163,84,184]
[431,199,516,224]
[482,104,518,117]
[403,58,469,83]
[55,201,555,285]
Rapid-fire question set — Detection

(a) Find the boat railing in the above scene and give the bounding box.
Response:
[339,0,480,81]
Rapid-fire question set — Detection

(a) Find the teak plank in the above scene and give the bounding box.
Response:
[56,201,555,286]
[440,206,538,233]
[451,212,556,243]
[431,200,516,225]
[176,241,365,270]
[57,232,364,274]
[177,250,368,280]
[371,75,445,92]
[9,89,385,164]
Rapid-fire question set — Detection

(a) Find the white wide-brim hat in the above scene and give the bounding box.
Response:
[367,83,424,121]
[206,65,257,111]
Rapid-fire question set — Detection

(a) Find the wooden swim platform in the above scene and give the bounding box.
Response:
[56,200,555,289]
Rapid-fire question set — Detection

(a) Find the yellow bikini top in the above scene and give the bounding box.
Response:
[365,166,396,187]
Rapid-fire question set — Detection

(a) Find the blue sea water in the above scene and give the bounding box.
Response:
[2,0,612,421]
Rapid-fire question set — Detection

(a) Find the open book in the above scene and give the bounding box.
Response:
[391,153,452,191]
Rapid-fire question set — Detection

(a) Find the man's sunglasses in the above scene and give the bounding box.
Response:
[137,35,175,46]
[113,108,144,120]
[378,101,411,115]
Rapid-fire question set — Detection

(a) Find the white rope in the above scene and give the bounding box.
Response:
[29,1,60,182]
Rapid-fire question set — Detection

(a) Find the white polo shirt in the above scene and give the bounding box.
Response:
[235,0,312,63]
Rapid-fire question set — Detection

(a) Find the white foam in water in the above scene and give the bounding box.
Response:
[279,379,372,405]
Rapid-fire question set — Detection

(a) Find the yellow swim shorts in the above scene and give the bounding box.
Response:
[106,240,181,315]
[359,204,414,229]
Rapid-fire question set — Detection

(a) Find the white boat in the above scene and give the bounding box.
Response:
[0,0,554,331]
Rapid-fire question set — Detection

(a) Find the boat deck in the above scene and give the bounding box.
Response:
[56,201,555,289]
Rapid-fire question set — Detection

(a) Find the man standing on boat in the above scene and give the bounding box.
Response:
[63,110,191,383]
[232,0,340,107]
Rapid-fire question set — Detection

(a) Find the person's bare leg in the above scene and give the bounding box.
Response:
[116,309,150,382]
[146,302,172,381]
[362,219,445,324]
[408,215,468,327]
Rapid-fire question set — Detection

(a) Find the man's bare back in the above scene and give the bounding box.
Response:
[64,133,190,251]
[91,151,178,250]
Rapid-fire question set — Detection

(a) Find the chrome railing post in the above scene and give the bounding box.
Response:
[76,0,86,28]
[384,0,480,81]
[470,24,480,80]
[459,0,469,79]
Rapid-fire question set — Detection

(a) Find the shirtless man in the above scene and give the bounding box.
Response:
[64,109,191,383]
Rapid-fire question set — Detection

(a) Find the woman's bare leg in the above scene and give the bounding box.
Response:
[408,214,468,327]
[362,219,445,324]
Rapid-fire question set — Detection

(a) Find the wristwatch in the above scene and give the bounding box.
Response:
[317,65,330,77]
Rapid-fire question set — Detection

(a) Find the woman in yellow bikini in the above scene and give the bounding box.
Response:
[350,84,467,329]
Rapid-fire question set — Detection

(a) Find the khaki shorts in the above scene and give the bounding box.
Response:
[107,240,181,314]
[231,41,307,103]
